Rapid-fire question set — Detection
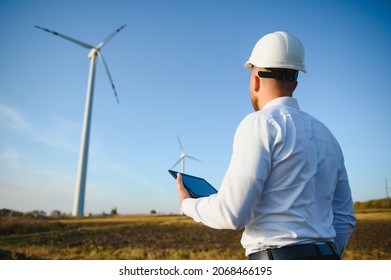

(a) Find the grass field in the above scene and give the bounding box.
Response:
[1,210,390,260]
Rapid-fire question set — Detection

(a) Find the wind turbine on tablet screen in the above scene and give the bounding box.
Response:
[171,136,202,173]
[35,24,126,216]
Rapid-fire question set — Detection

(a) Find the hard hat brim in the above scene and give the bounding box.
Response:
[244,61,253,70]
[244,59,306,73]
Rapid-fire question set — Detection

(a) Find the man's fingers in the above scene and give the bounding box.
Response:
[176,172,191,204]
[176,173,182,188]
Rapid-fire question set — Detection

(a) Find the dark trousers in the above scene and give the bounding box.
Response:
[249,243,341,260]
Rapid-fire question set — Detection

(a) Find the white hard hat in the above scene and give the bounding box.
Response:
[244,31,306,73]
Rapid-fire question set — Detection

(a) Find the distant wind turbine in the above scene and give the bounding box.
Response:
[35,24,126,216]
[171,136,202,173]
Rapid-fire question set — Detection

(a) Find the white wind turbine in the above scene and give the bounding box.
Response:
[35,24,126,216]
[171,136,202,173]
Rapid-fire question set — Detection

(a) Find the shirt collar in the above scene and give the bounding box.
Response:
[262,97,300,110]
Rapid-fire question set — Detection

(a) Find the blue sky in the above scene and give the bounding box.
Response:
[0,0,390,215]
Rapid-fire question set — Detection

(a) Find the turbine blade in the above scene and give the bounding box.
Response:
[35,25,94,49]
[186,155,202,163]
[97,51,120,104]
[177,136,184,153]
[96,24,126,49]
[171,158,182,169]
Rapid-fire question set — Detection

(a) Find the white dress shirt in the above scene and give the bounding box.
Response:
[182,97,356,256]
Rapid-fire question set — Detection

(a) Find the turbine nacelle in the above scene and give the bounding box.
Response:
[88,48,99,59]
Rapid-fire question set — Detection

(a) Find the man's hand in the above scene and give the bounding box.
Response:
[176,173,191,205]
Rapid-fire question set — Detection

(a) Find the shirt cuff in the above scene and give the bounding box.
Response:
[181,198,197,217]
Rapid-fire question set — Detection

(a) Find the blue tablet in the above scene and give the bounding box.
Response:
[168,170,218,198]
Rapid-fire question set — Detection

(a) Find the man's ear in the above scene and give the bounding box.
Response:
[292,81,298,92]
[253,74,260,92]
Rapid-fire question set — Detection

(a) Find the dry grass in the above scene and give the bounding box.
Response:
[1,212,390,260]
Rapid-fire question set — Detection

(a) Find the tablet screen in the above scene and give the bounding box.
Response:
[168,170,217,198]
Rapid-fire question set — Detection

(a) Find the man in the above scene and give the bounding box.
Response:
[176,31,356,260]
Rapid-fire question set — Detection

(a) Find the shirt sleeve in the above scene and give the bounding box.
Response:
[182,113,274,229]
[332,159,356,255]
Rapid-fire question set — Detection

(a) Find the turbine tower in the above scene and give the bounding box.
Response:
[171,136,202,173]
[35,24,126,216]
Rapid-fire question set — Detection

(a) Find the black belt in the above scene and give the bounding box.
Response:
[249,243,340,260]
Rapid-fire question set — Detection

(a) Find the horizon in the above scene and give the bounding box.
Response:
[2,196,390,216]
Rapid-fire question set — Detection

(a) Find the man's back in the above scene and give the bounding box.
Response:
[239,97,355,255]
